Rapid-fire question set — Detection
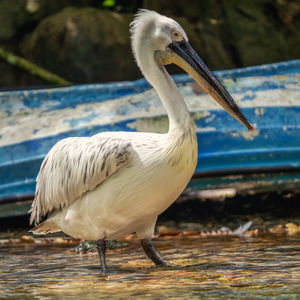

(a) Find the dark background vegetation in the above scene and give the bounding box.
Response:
[0,0,300,88]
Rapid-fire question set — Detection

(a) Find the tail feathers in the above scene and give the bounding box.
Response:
[29,220,61,235]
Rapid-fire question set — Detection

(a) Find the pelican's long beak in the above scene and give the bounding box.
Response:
[160,40,253,131]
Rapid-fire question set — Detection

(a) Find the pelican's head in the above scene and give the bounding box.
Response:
[130,10,253,131]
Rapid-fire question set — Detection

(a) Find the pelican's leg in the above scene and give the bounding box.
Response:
[96,239,107,273]
[141,238,167,266]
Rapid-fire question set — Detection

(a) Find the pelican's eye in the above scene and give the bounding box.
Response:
[172,31,183,42]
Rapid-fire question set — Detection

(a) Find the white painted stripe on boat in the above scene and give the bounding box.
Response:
[0,78,299,147]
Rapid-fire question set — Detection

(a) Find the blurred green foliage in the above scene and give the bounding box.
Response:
[101,0,115,8]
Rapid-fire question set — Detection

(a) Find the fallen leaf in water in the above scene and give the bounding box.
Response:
[269,224,285,233]
[19,235,35,243]
[53,237,65,243]
[158,231,181,237]
[157,225,173,235]
[285,223,300,235]
[182,231,199,236]
[42,239,51,244]
[244,229,259,236]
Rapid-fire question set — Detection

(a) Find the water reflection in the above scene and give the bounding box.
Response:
[1,235,299,299]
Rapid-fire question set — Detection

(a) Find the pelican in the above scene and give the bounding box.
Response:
[29,10,253,273]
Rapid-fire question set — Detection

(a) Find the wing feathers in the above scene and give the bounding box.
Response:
[30,136,132,225]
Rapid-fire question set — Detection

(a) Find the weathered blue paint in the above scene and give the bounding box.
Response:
[0,60,300,212]
[1,59,299,113]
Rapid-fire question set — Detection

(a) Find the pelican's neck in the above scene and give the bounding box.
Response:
[136,43,191,132]
[139,54,192,134]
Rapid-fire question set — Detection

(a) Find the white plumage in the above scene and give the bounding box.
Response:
[30,135,133,225]
[30,10,251,270]
[30,10,198,238]
[31,129,197,240]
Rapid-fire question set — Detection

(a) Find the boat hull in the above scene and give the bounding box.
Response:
[1,60,300,217]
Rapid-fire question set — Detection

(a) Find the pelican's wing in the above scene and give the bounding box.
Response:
[30,135,132,225]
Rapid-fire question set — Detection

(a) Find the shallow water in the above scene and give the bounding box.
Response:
[1,235,300,299]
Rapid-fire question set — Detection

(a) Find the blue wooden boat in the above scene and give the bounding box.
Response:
[1,60,299,218]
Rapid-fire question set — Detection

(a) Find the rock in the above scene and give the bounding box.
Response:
[144,1,236,70]
[0,0,33,41]
[1,2,300,87]
[0,0,98,41]
[0,51,46,88]
[145,0,300,68]
[21,7,140,83]
[143,0,206,21]
[275,0,300,25]
[274,0,300,60]
[20,6,235,83]
[174,16,235,71]
[221,0,288,66]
